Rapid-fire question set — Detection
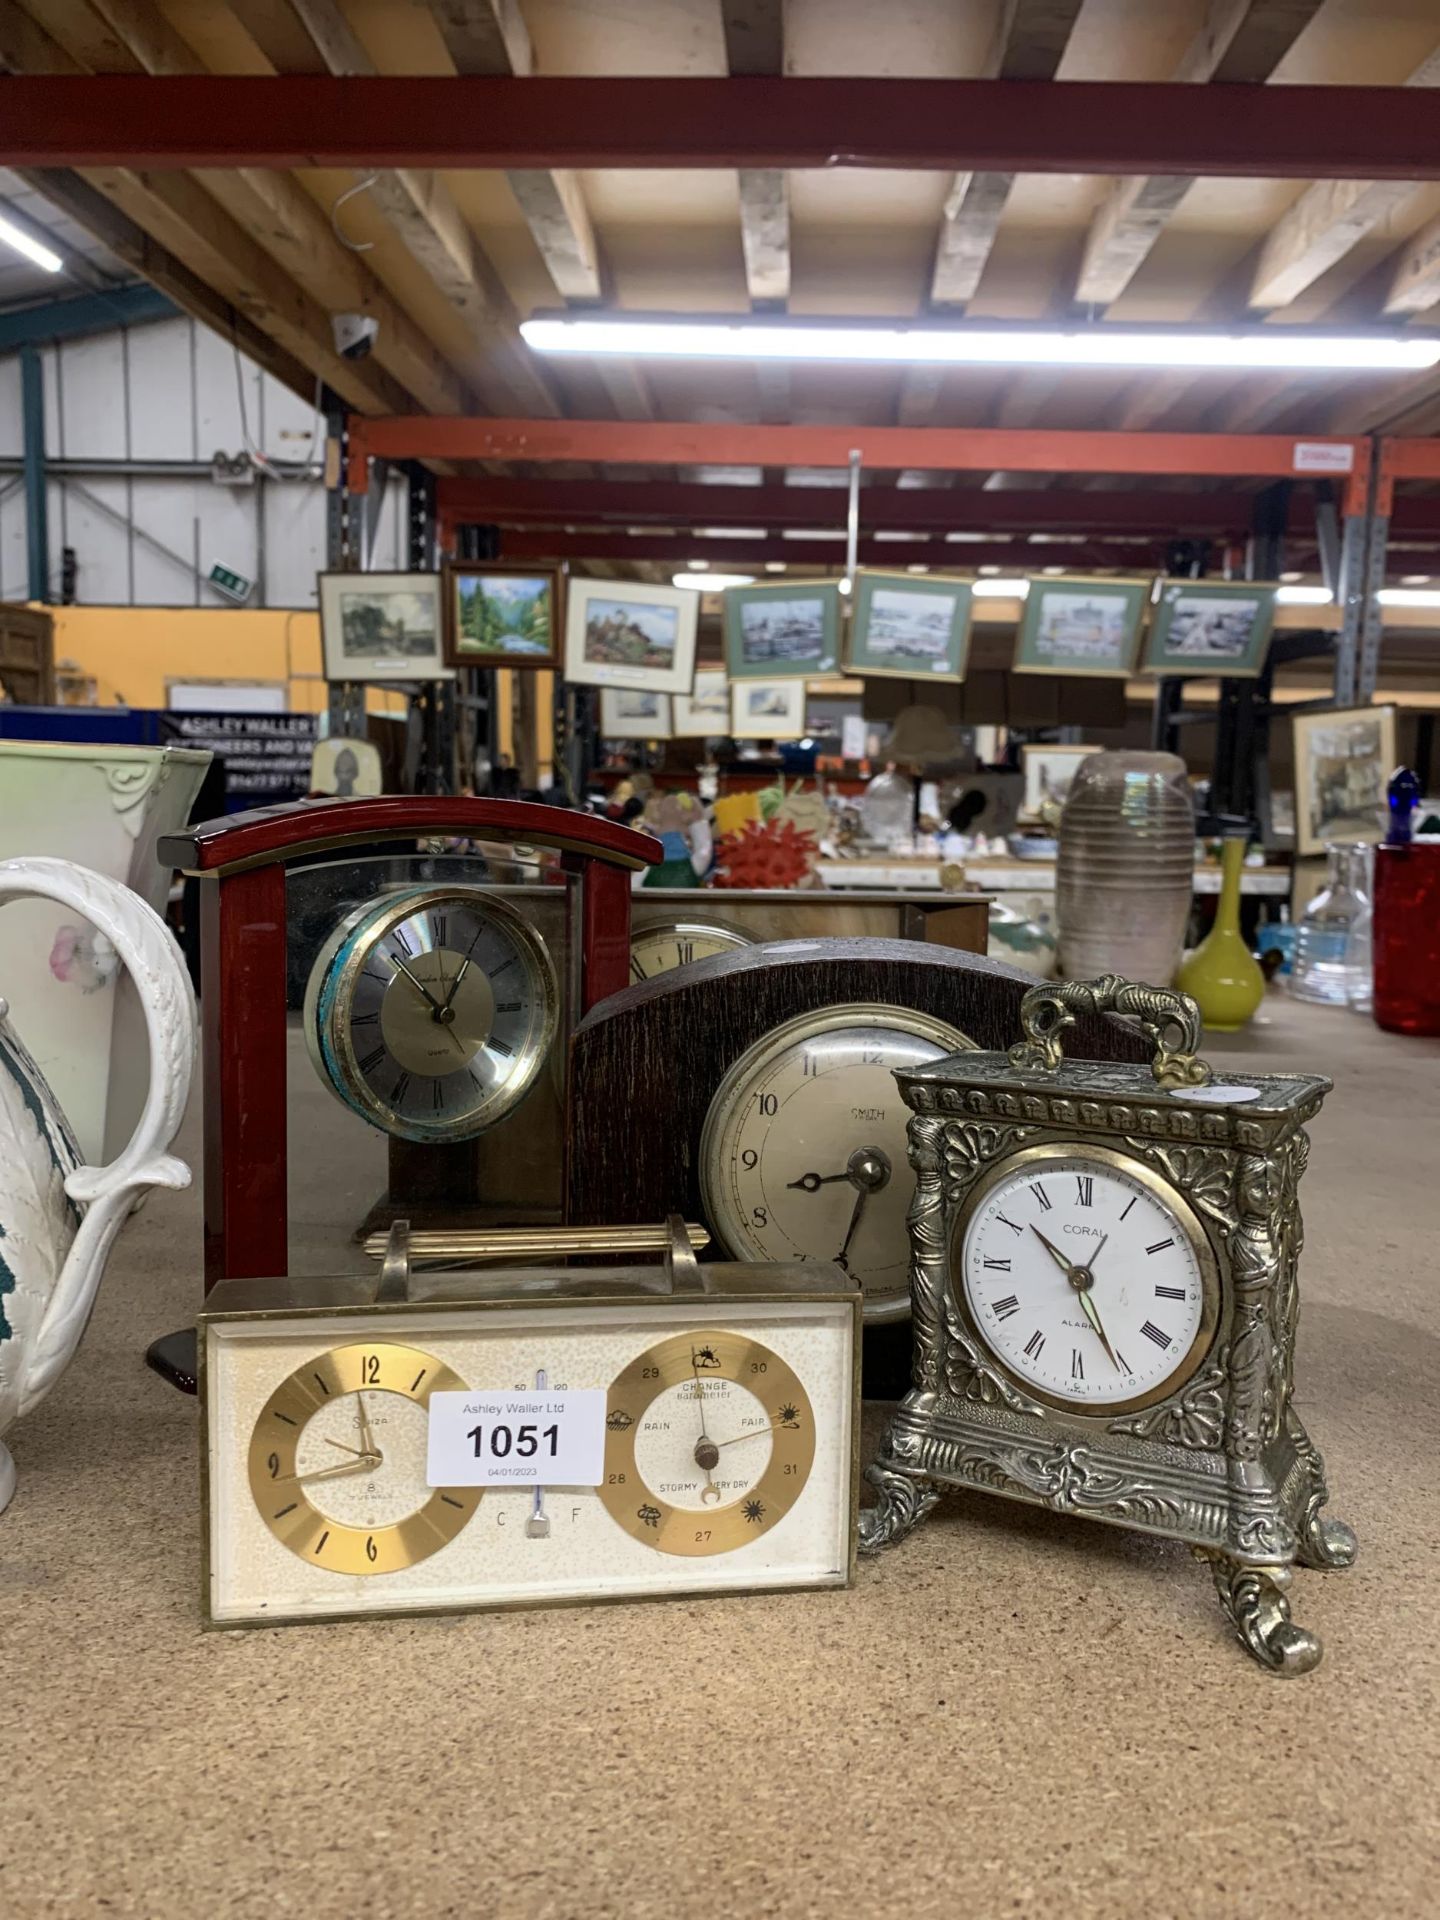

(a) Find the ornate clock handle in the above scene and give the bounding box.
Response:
[1008,975,1213,1090]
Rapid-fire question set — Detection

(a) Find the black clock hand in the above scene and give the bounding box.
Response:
[786,1169,855,1193]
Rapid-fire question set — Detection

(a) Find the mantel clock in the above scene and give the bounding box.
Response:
[863,975,1356,1675]
[158,796,660,1287]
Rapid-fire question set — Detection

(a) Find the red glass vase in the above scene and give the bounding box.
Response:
[1373,843,1440,1035]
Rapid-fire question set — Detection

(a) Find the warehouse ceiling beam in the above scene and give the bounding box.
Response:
[722,1,789,307]
[348,416,1370,501]
[1076,0,1325,307]
[8,76,1440,178]
[0,280,173,347]
[930,0,1082,307]
[486,529,1170,570]
[432,477,1281,533]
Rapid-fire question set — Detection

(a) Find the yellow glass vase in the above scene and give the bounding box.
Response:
[1176,835,1265,1032]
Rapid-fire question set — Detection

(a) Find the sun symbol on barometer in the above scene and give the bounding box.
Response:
[743,1499,766,1524]
[777,1402,800,1428]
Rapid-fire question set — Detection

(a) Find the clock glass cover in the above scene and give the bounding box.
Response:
[957,1145,1218,1412]
[303,884,558,1143]
[629,920,753,983]
[700,1004,975,1320]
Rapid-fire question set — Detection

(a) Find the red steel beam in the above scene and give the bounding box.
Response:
[351,418,1366,492]
[491,529,1173,569]
[6,78,1440,179]
[435,477,1267,535]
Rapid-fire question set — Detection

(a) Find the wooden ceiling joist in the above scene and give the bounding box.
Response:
[435,0,600,304]
[11,76,1440,178]
[725,0,789,308]
[277,0,559,415]
[1076,0,1325,307]
[1250,47,1440,310]
[930,0,1082,308]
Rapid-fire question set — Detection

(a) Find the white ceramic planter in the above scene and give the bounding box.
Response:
[0,741,209,1161]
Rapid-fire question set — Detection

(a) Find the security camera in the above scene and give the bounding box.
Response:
[332,312,379,361]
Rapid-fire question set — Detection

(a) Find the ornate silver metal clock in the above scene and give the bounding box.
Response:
[862,976,1356,1675]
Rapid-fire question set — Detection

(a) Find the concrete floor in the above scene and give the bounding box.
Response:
[3,994,1438,1918]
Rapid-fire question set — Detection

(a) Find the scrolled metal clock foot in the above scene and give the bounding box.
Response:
[859,1454,938,1554]
[1206,1556,1323,1677]
[1301,1512,1358,1571]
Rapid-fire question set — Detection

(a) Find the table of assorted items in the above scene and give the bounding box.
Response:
[1,795,1435,1920]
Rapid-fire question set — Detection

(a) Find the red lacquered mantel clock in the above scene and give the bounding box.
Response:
[158,798,660,1288]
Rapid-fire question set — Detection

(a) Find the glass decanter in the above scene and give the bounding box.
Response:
[1291,842,1372,1007]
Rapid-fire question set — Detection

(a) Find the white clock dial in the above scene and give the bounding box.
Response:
[701,1004,974,1320]
[960,1152,1212,1409]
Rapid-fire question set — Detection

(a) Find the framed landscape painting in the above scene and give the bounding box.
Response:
[563,578,698,694]
[318,572,447,683]
[723,579,842,680]
[1012,576,1150,679]
[444,563,560,670]
[673,670,731,737]
[846,571,973,680]
[730,678,806,739]
[1143,579,1278,678]
[599,688,672,740]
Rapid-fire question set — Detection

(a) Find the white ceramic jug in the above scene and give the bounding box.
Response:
[0,857,195,1514]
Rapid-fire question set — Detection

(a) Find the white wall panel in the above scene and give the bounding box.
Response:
[127,318,195,460]
[57,331,131,459]
[0,317,425,609]
[0,353,21,459]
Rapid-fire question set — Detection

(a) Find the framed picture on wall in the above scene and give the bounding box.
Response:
[723,579,842,680]
[673,670,730,737]
[1292,704,1397,855]
[846,571,973,680]
[563,578,698,693]
[318,572,448,683]
[1143,579,1278,678]
[1012,576,1150,678]
[1020,743,1101,819]
[729,678,806,739]
[599,688,672,739]
[443,563,560,670]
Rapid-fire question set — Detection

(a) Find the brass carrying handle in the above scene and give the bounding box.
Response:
[1008,975,1213,1089]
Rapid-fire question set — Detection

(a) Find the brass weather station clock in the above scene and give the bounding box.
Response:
[863,976,1357,1675]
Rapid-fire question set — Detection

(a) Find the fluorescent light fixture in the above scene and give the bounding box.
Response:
[973,578,1032,599]
[1401,573,1433,585]
[520,314,1440,373]
[1377,587,1440,607]
[1275,584,1334,605]
[906,564,930,574]
[0,214,62,275]
[672,570,754,591]
[764,561,787,573]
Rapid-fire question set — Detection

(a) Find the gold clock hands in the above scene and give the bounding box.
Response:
[1075,1287,1124,1374]
[355,1390,382,1466]
[274,1455,380,1487]
[322,1436,374,1460]
[1030,1224,1123,1372]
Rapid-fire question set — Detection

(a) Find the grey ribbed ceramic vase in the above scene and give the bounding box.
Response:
[1057,750,1195,986]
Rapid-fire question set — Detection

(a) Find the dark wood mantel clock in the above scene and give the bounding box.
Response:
[158,797,660,1287]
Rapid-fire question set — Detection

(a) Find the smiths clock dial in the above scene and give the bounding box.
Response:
[700,1004,974,1320]
[304,885,558,1142]
[629,921,753,983]
[249,1341,478,1574]
[959,1146,1216,1412]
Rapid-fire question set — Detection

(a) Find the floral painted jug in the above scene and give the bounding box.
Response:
[0,858,195,1514]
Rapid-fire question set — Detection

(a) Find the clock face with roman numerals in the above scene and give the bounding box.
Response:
[304,886,558,1143]
[957,1148,1217,1412]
